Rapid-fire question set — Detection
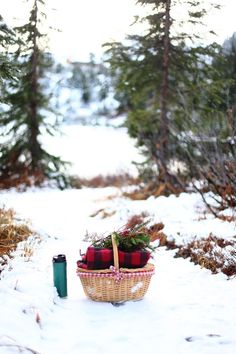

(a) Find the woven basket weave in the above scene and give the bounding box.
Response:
[77,234,155,302]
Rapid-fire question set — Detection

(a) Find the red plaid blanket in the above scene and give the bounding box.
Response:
[77,247,151,270]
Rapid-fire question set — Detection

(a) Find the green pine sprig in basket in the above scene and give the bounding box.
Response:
[91,220,157,253]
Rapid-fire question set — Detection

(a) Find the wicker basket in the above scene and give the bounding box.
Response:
[77,234,155,302]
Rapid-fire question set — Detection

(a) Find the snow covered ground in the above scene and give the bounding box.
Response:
[0,125,236,354]
[42,124,144,177]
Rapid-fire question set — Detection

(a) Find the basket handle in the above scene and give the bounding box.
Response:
[111,233,119,271]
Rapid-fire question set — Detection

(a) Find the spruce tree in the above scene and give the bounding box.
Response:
[0,15,19,100]
[184,33,236,213]
[0,0,68,188]
[211,33,236,123]
[104,0,220,192]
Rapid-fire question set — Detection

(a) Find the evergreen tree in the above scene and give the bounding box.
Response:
[67,63,92,104]
[64,55,113,122]
[211,33,236,125]
[67,54,101,105]
[104,0,220,192]
[0,15,20,100]
[0,0,68,188]
[183,33,236,213]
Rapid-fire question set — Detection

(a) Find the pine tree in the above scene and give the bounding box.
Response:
[184,33,236,213]
[211,33,236,124]
[104,0,220,193]
[0,15,20,100]
[0,0,68,188]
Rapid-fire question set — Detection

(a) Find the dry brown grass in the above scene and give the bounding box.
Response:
[90,208,116,219]
[0,168,45,190]
[0,207,15,224]
[0,207,34,268]
[70,173,140,189]
[217,214,236,223]
[123,181,184,200]
[124,212,149,229]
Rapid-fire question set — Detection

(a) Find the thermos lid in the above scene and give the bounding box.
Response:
[53,254,66,263]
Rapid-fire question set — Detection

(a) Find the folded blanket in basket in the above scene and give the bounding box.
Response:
[77,247,151,270]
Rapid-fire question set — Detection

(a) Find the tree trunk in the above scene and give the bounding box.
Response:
[158,0,171,178]
[28,0,41,171]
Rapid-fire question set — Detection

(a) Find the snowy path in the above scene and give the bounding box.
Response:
[0,187,236,354]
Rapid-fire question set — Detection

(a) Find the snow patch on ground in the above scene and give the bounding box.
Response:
[42,124,144,177]
[0,187,236,354]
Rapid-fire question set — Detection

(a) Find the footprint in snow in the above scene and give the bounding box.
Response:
[185,334,221,342]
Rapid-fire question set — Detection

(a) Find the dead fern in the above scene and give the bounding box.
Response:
[175,234,236,277]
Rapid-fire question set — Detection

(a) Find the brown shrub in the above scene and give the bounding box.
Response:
[0,168,45,190]
[70,173,140,189]
[124,213,149,229]
[175,234,236,277]
[123,181,184,200]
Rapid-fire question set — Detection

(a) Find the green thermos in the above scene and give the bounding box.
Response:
[53,254,67,298]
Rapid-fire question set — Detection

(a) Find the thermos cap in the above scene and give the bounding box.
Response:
[53,254,66,263]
